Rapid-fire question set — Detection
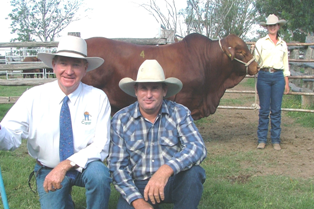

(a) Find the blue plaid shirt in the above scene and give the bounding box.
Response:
[108,100,207,204]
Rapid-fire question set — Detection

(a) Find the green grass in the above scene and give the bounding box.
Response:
[0,104,13,119]
[241,77,257,88]
[1,84,314,208]
[219,97,251,106]
[194,115,215,126]
[282,94,314,128]
[1,140,314,209]
[0,85,33,96]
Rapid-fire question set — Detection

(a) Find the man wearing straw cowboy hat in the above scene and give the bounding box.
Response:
[108,59,207,209]
[0,35,111,208]
[254,14,290,151]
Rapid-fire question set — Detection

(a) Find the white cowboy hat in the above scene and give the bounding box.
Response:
[119,59,183,98]
[260,14,287,26]
[38,36,104,72]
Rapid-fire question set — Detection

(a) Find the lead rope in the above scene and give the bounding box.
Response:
[251,44,260,111]
[219,38,261,111]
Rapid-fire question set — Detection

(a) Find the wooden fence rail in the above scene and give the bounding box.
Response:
[0,38,167,48]
[0,63,49,71]
[0,96,19,104]
[0,38,167,71]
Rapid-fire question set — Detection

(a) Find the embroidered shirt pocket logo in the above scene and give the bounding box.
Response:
[81,111,92,125]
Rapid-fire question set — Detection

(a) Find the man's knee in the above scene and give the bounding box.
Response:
[83,161,111,186]
[180,166,206,185]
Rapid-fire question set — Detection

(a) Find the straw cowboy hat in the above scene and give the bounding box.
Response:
[260,14,287,27]
[119,59,183,98]
[38,36,104,72]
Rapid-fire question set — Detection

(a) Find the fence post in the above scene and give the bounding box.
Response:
[290,49,300,59]
[301,95,314,108]
[305,47,314,60]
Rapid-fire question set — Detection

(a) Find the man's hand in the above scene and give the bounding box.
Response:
[132,198,154,209]
[144,164,173,204]
[43,160,73,193]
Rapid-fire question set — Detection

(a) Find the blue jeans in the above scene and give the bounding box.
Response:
[116,165,206,209]
[257,70,285,144]
[34,160,111,209]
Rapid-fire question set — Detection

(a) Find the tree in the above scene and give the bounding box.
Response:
[8,0,86,42]
[255,0,314,42]
[139,0,185,36]
[182,0,257,39]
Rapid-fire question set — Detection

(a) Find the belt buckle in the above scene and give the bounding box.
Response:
[268,68,274,73]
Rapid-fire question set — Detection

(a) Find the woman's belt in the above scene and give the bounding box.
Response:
[260,68,282,73]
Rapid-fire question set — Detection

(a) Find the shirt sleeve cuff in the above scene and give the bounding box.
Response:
[166,160,181,175]
[127,193,143,205]
[76,166,83,173]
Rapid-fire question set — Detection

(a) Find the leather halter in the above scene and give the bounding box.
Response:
[218,38,255,74]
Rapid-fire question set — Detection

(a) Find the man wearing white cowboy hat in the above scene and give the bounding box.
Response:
[0,35,112,208]
[108,59,207,209]
[254,14,290,151]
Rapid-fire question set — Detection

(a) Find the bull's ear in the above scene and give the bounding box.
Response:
[223,46,235,60]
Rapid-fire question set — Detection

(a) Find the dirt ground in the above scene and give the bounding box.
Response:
[197,79,314,179]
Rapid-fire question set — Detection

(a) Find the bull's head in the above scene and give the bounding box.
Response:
[220,35,258,75]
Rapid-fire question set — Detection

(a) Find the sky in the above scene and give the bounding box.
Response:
[0,0,187,43]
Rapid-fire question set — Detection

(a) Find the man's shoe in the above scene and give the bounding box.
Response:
[273,144,281,151]
[257,143,266,149]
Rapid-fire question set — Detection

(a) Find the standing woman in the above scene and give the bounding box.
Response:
[254,14,290,151]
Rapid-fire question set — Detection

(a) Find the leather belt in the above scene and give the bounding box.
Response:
[260,68,281,73]
[36,160,54,169]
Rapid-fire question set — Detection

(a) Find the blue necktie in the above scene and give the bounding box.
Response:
[59,96,77,179]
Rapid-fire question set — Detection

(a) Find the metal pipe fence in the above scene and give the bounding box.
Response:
[219,75,314,113]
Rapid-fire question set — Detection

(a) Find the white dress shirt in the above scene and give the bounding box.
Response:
[0,81,111,169]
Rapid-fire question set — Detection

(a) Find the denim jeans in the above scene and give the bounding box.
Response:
[116,165,206,209]
[34,160,111,209]
[257,70,285,144]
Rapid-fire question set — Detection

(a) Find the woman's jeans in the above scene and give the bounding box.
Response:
[34,160,111,209]
[257,70,285,144]
[116,165,206,209]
